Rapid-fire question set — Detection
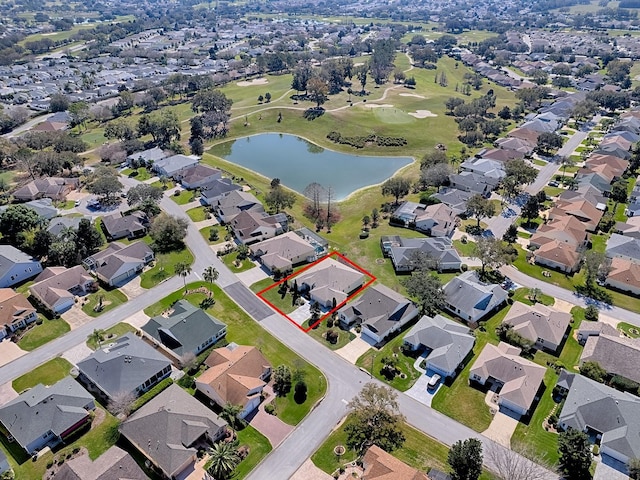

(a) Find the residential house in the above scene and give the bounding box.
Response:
[380,236,462,272]
[141,300,227,361]
[529,215,589,250]
[338,284,419,344]
[556,371,640,465]
[443,271,508,323]
[0,245,43,288]
[33,112,70,132]
[431,189,473,216]
[13,177,79,202]
[231,210,288,245]
[126,146,167,167]
[605,257,640,295]
[496,136,535,156]
[0,289,37,340]
[459,157,506,180]
[403,314,475,379]
[83,241,154,286]
[47,216,91,237]
[152,154,200,178]
[581,333,640,385]
[29,265,96,314]
[615,216,640,238]
[534,240,582,273]
[448,171,499,196]
[549,198,603,232]
[101,211,149,241]
[53,446,148,480]
[469,342,546,416]
[0,198,58,220]
[605,233,640,264]
[199,178,243,205]
[576,321,618,345]
[558,185,607,211]
[250,231,317,273]
[177,164,222,190]
[77,333,172,402]
[213,190,264,223]
[481,147,524,162]
[0,377,95,455]
[390,202,457,237]
[576,172,612,195]
[361,445,428,480]
[295,257,366,308]
[501,301,571,352]
[507,127,540,149]
[196,343,271,419]
[119,384,227,480]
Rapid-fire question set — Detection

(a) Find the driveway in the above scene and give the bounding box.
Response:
[482,411,519,447]
[405,373,440,407]
[62,342,93,366]
[288,302,311,326]
[119,276,145,299]
[236,265,270,287]
[290,459,333,480]
[247,387,294,448]
[0,339,26,367]
[335,334,373,364]
[62,304,94,330]
[0,382,17,407]
[124,310,150,329]
[593,457,629,480]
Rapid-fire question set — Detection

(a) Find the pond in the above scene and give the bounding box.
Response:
[208,133,413,201]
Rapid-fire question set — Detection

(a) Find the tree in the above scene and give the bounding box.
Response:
[108,390,136,417]
[521,196,541,226]
[381,177,411,205]
[503,224,518,244]
[68,101,90,129]
[75,218,104,259]
[628,458,640,480]
[273,364,292,396]
[86,174,123,205]
[448,438,483,480]
[0,205,44,245]
[192,88,233,114]
[421,163,452,192]
[584,305,599,322]
[371,208,380,228]
[559,156,575,182]
[264,184,296,212]
[421,149,448,168]
[610,178,629,204]
[90,329,106,348]
[292,64,313,93]
[582,250,608,291]
[558,429,592,480]
[486,441,553,480]
[344,383,405,454]
[355,64,368,93]
[497,106,511,120]
[104,119,135,141]
[220,402,245,430]
[473,237,506,278]
[138,110,181,148]
[203,266,219,288]
[149,213,188,252]
[579,360,607,383]
[175,261,192,290]
[127,184,163,211]
[307,77,328,108]
[505,159,538,186]
[402,270,445,315]
[49,93,69,113]
[466,194,495,227]
[303,182,326,220]
[207,441,240,480]
[536,132,564,154]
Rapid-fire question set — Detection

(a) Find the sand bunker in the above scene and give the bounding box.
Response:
[399,93,426,99]
[237,78,269,87]
[409,110,438,118]
[364,103,394,108]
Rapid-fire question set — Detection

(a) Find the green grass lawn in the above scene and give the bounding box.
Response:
[12,357,73,393]
[151,179,175,190]
[55,200,76,210]
[304,318,356,351]
[234,426,273,479]
[200,225,226,244]
[511,287,554,307]
[140,247,195,288]
[144,281,326,425]
[80,287,128,317]
[171,189,196,205]
[453,239,476,257]
[543,186,564,198]
[122,167,153,181]
[186,206,209,222]
[221,251,257,273]
[533,159,547,167]
[312,416,497,479]
[17,317,70,351]
[618,321,640,338]
[252,279,298,314]
[356,335,422,392]
[86,322,137,350]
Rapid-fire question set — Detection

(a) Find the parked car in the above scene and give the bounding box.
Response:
[428,374,441,391]
[548,181,559,187]
[74,200,81,207]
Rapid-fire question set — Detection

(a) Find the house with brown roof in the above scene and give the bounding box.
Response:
[507,127,540,148]
[196,343,271,419]
[581,333,640,385]
[29,265,96,314]
[0,289,37,340]
[83,241,154,286]
[502,301,571,352]
[177,164,222,190]
[230,210,288,245]
[534,239,582,273]
[529,215,589,250]
[12,177,79,202]
[295,257,366,308]
[391,202,457,237]
[213,190,264,223]
[53,446,148,480]
[101,211,149,241]
[362,445,428,480]
[469,342,546,416]
[549,198,603,232]
[251,231,317,273]
[605,257,640,295]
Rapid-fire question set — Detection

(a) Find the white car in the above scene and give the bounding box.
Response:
[427,374,441,391]
[74,200,81,207]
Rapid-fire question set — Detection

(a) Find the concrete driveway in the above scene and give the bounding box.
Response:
[236,265,269,287]
[405,373,440,407]
[335,334,373,364]
[288,302,311,326]
[0,382,18,406]
[119,276,145,299]
[62,342,93,366]
[482,409,519,447]
[124,310,150,329]
[0,339,26,367]
[62,304,94,330]
[291,459,333,480]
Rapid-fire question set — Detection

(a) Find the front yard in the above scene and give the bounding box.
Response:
[121,167,153,181]
[234,426,272,480]
[199,225,226,244]
[186,206,210,222]
[16,317,70,351]
[80,287,128,318]
[171,189,196,205]
[139,247,195,288]
[304,318,356,350]
[144,281,327,425]
[221,251,257,273]
[86,322,137,350]
[356,335,422,392]
[12,357,73,393]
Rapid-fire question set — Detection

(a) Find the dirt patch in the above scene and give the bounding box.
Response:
[399,93,426,99]
[237,78,269,87]
[363,103,394,108]
[408,110,438,118]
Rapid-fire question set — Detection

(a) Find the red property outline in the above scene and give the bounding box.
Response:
[256,251,377,333]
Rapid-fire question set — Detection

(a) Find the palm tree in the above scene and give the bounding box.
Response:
[203,266,219,288]
[207,441,240,480]
[159,175,169,189]
[560,156,575,185]
[220,403,245,430]
[90,328,106,348]
[174,262,192,290]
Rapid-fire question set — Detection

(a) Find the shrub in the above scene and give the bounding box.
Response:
[36,317,43,325]
[264,404,276,415]
[326,329,339,344]
[209,229,219,241]
[584,305,599,322]
[461,264,468,272]
[177,374,195,390]
[593,445,600,456]
[294,380,308,404]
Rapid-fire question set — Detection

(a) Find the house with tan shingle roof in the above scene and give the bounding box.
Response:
[362,445,428,480]
[196,343,271,419]
[295,257,366,308]
[251,231,317,273]
[533,240,582,273]
[231,210,288,245]
[529,215,588,250]
[605,257,640,295]
[0,289,37,340]
[29,265,96,314]
[13,177,79,202]
[469,342,546,416]
[549,198,603,232]
[502,301,571,352]
[581,333,640,385]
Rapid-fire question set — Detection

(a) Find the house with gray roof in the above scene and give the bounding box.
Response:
[177,164,222,190]
[77,333,171,402]
[251,231,318,273]
[53,445,148,480]
[119,384,227,480]
[338,284,419,345]
[295,257,366,309]
[141,300,227,362]
[213,190,264,223]
[431,189,473,216]
[101,211,149,241]
[29,265,96,314]
[380,236,462,272]
[390,202,457,237]
[126,146,167,167]
[152,154,200,178]
[557,371,640,466]
[581,333,640,385]
[83,241,154,286]
[0,377,95,455]
[0,245,43,288]
[0,198,58,220]
[469,342,546,416]
[606,233,640,264]
[443,271,508,324]
[199,177,243,205]
[448,171,498,196]
[47,216,91,237]
[231,210,288,245]
[502,301,571,352]
[403,314,475,379]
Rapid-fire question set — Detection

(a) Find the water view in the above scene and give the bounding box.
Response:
[208,133,413,201]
